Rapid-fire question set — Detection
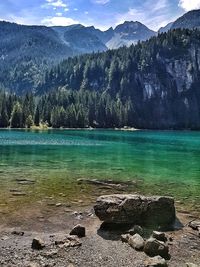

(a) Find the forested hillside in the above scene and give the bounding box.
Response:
[1,28,200,129]
[36,29,200,129]
[0,20,155,94]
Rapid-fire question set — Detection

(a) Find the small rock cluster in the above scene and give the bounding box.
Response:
[121,229,170,266]
[31,224,86,250]
[94,194,176,267]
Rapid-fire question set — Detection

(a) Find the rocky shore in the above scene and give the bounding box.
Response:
[0,193,200,267]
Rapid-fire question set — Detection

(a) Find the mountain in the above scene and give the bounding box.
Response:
[36,28,200,129]
[52,25,108,54]
[159,9,200,32]
[0,21,73,94]
[171,9,200,30]
[158,22,173,33]
[107,21,156,49]
[0,20,156,94]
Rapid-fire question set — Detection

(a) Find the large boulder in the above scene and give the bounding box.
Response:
[94,194,175,227]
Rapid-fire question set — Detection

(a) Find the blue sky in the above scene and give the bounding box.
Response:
[0,0,200,30]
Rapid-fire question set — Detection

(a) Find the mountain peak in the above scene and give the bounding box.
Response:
[114,21,155,36]
[159,8,200,33]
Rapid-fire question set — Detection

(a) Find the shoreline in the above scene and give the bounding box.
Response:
[0,127,139,131]
[0,200,200,267]
[0,127,200,132]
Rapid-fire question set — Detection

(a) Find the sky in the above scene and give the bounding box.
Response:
[0,0,200,31]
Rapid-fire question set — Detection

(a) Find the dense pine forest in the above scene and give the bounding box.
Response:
[0,90,134,128]
[1,28,200,129]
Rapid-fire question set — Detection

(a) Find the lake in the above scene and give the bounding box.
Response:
[0,129,200,215]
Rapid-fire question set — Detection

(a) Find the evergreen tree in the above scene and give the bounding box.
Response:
[10,102,23,128]
[34,105,40,126]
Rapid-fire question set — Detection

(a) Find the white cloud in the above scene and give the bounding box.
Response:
[56,12,62,16]
[179,0,200,11]
[92,0,110,4]
[41,16,78,26]
[43,0,67,8]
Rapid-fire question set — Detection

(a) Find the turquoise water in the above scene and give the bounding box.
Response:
[0,129,200,213]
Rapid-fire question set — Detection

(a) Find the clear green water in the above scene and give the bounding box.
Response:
[0,129,200,214]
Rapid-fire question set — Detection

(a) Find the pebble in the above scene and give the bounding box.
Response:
[31,238,45,250]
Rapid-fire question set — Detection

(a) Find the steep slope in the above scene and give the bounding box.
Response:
[171,9,200,30]
[0,20,156,94]
[63,27,107,54]
[0,21,73,94]
[158,22,173,33]
[159,9,200,33]
[38,29,200,129]
[52,24,108,53]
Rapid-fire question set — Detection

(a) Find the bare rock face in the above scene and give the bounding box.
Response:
[94,194,175,227]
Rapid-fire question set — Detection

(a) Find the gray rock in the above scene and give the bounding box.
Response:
[11,230,24,236]
[144,238,170,260]
[188,220,200,230]
[55,235,82,247]
[144,256,167,266]
[152,231,167,242]
[121,233,131,243]
[127,225,143,236]
[31,238,45,250]
[70,224,86,238]
[94,194,175,227]
[128,233,145,251]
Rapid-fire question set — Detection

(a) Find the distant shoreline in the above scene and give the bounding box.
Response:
[0,127,199,132]
[0,127,139,131]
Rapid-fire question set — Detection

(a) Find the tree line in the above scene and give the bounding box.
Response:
[0,89,135,128]
[1,28,200,129]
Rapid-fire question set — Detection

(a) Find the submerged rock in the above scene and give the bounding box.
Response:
[94,194,175,227]
[144,238,170,260]
[15,178,35,185]
[77,178,136,189]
